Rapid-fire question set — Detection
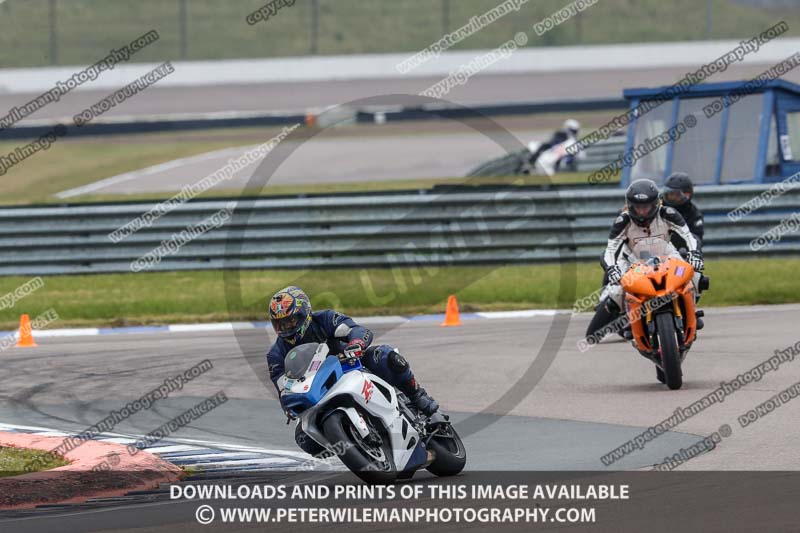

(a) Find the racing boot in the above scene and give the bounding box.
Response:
[401,377,439,417]
[694,276,708,330]
[586,295,623,342]
[404,378,439,417]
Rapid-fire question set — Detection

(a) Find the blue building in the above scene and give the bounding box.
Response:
[621,80,800,186]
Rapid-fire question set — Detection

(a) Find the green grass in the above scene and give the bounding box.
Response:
[1,0,798,67]
[0,258,796,330]
[76,172,602,204]
[0,127,280,205]
[0,447,69,478]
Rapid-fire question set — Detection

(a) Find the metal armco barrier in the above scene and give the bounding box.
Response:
[0,184,796,276]
[356,98,628,123]
[0,111,305,141]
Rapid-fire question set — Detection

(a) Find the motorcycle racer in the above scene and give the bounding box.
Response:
[266,286,439,455]
[586,179,705,340]
[661,171,704,250]
[527,118,581,173]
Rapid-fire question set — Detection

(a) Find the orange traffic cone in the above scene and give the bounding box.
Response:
[16,314,37,348]
[304,112,317,128]
[440,295,462,327]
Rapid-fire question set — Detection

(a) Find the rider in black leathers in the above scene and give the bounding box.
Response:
[661,172,704,250]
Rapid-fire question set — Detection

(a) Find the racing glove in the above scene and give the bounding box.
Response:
[688,250,704,272]
[341,338,366,361]
[606,265,623,284]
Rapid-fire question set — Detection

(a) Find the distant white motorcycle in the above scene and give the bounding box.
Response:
[278,342,466,483]
[523,136,584,176]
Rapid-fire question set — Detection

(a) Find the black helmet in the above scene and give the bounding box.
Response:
[662,172,694,207]
[625,179,661,227]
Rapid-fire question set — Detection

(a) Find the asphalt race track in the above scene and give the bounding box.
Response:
[56,125,551,197]
[2,304,800,532]
[3,64,797,122]
[2,304,798,473]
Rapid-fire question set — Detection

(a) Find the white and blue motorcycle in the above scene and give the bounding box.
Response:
[279,342,466,484]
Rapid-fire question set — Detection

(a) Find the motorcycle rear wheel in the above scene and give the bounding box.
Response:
[426,424,467,477]
[655,313,683,390]
[322,411,397,484]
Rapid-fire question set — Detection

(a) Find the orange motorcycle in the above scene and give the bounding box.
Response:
[621,238,706,390]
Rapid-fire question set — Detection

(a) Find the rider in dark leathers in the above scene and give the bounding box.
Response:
[661,172,704,250]
[266,286,438,456]
[661,172,708,328]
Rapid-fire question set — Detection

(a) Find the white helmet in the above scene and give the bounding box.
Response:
[563,119,580,133]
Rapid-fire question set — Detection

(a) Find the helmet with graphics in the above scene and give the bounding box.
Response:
[269,286,312,344]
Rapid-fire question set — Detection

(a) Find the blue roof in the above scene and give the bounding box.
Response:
[623,79,800,100]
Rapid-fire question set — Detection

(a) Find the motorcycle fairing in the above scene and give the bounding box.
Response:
[623,255,698,351]
[281,343,426,472]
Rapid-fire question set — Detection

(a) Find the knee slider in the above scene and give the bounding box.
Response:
[387,350,409,373]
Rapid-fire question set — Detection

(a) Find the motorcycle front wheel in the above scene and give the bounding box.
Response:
[322,410,397,484]
[655,313,683,390]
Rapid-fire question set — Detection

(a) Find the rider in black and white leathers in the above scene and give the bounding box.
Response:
[600,205,702,311]
[586,179,706,341]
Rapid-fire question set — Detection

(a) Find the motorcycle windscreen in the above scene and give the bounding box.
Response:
[629,237,677,261]
[284,343,320,379]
